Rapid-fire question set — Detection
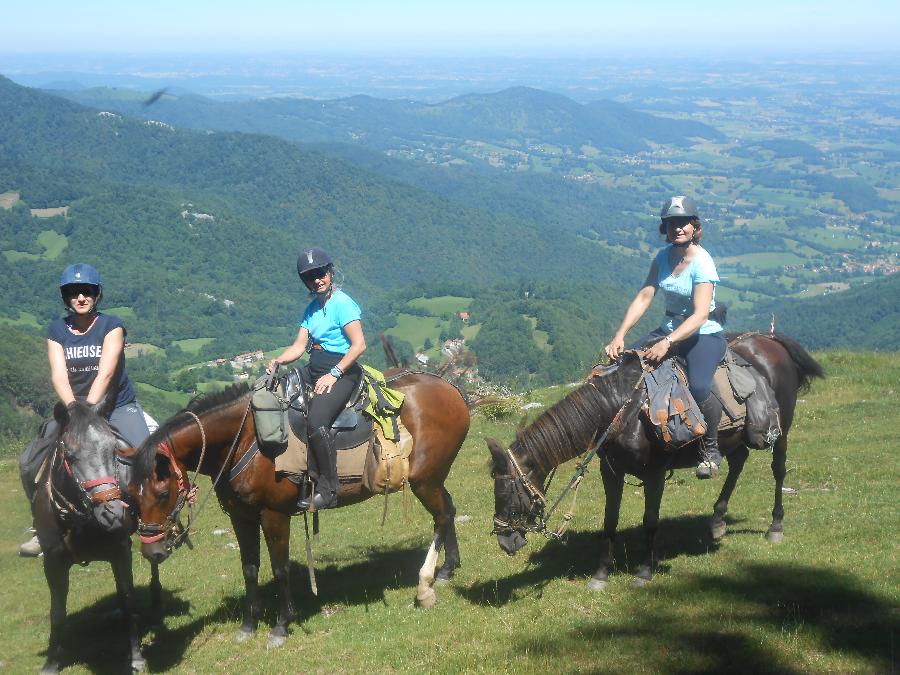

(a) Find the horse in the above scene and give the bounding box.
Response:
[130,369,470,647]
[31,401,160,674]
[487,333,824,589]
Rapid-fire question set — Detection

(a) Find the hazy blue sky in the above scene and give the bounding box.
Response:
[2,0,898,54]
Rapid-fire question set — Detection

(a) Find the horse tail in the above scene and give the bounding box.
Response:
[771,333,825,392]
[381,334,400,369]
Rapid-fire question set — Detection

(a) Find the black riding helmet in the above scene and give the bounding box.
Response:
[296,247,333,278]
[659,196,699,220]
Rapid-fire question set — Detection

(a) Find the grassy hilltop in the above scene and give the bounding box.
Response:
[1,351,897,673]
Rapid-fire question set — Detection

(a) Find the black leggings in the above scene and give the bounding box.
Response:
[306,350,362,430]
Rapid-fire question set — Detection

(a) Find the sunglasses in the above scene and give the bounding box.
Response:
[63,284,99,299]
[301,267,330,283]
[664,218,694,230]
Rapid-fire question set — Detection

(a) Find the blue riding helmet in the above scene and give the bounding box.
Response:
[60,263,102,297]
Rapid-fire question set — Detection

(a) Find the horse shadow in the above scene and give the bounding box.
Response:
[458,514,751,607]
[138,539,429,670]
[507,562,898,674]
[37,583,190,675]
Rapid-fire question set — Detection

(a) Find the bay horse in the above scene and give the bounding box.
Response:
[131,369,470,647]
[487,333,824,589]
[31,401,159,674]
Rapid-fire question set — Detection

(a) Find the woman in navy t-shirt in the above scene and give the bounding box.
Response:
[268,247,367,511]
[603,197,727,479]
[19,263,150,556]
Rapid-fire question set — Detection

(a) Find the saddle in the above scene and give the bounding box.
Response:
[244,367,411,495]
[642,345,782,450]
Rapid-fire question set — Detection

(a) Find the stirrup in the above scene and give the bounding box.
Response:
[297,491,337,512]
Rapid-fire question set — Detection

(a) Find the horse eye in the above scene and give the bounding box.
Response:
[158,490,170,501]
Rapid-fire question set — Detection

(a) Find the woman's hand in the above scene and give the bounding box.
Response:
[643,338,671,364]
[314,373,338,395]
[266,358,281,375]
[604,336,625,360]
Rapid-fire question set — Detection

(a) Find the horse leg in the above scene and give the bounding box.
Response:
[260,509,295,648]
[149,561,162,621]
[110,543,145,672]
[231,511,263,642]
[634,470,665,587]
[41,554,71,674]
[588,458,624,591]
[710,445,749,541]
[409,482,454,609]
[435,488,460,583]
[767,436,788,543]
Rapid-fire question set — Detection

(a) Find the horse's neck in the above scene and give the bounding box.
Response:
[170,405,245,474]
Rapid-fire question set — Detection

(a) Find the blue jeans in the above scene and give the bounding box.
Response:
[631,330,726,403]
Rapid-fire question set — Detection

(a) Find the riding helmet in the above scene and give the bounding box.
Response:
[659,196,699,220]
[59,263,102,292]
[297,247,333,277]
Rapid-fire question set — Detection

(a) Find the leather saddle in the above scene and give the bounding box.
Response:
[283,367,373,451]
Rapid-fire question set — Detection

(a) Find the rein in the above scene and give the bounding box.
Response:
[495,356,651,540]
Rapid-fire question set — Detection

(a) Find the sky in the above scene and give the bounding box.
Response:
[1,0,899,55]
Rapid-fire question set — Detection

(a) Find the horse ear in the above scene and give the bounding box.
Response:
[54,401,70,428]
[485,438,509,473]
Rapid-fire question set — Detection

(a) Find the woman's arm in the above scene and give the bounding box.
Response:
[86,326,125,406]
[268,327,310,372]
[644,282,714,363]
[604,262,658,359]
[47,339,76,405]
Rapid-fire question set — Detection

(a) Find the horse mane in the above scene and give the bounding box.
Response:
[134,382,251,481]
[513,360,636,478]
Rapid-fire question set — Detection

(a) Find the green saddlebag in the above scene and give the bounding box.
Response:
[251,387,289,449]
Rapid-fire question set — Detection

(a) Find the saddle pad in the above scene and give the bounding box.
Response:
[272,426,370,480]
[713,365,746,432]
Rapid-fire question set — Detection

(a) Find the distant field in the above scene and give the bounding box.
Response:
[385,313,444,351]
[407,295,472,315]
[0,311,41,329]
[30,206,69,219]
[124,342,161,358]
[2,230,69,262]
[173,337,216,354]
[461,323,481,341]
[105,306,136,320]
[720,251,806,272]
[0,191,19,209]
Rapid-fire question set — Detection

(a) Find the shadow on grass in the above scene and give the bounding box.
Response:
[41,582,191,675]
[514,562,898,673]
[459,514,735,607]
[135,539,431,670]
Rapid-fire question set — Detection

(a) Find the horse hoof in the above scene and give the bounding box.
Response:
[40,665,59,675]
[710,521,727,541]
[632,576,651,588]
[766,530,785,544]
[586,577,608,591]
[234,628,254,644]
[416,587,437,609]
[267,633,287,649]
[132,657,146,672]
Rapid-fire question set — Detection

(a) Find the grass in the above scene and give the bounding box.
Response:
[0,311,41,329]
[384,313,444,351]
[1,351,897,672]
[406,295,472,315]
[172,337,216,355]
[106,306,137,320]
[0,191,20,209]
[2,230,69,262]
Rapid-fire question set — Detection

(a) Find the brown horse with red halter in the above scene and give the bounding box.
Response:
[488,333,824,589]
[31,401,161,673]
[131,369,470,647]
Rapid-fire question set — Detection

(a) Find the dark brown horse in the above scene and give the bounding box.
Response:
[131,370,469,646]
[32,401,160,674]
[488,333,824,589]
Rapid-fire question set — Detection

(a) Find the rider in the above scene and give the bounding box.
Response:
[267,247,366,511]
[604,197,726,479]
[18,263,152,556]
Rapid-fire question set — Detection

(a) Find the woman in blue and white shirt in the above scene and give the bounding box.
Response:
[604,197,726,479]
[268,247,367,510]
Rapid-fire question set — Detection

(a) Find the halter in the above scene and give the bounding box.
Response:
[49,437,131,528]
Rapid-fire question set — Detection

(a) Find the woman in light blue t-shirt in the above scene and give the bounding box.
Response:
[268,247,367,510]
[604,197,726,479]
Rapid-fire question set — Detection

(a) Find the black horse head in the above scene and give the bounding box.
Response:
[54,401,132,535]
[487,437,540,556]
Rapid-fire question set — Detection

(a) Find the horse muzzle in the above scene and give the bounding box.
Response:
[140,538,171,564]
[92,499,131,534]
[496,529,527,556]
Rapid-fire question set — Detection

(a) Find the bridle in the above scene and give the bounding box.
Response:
[49,437,131,528]
[137,411,206,552]
[491,356,651,541]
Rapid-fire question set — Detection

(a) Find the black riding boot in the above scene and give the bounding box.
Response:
[299,426,338,511]
[696,394,723,479]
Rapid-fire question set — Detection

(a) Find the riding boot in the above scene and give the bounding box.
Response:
[696,394,723,479]
[298,426,338,511]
